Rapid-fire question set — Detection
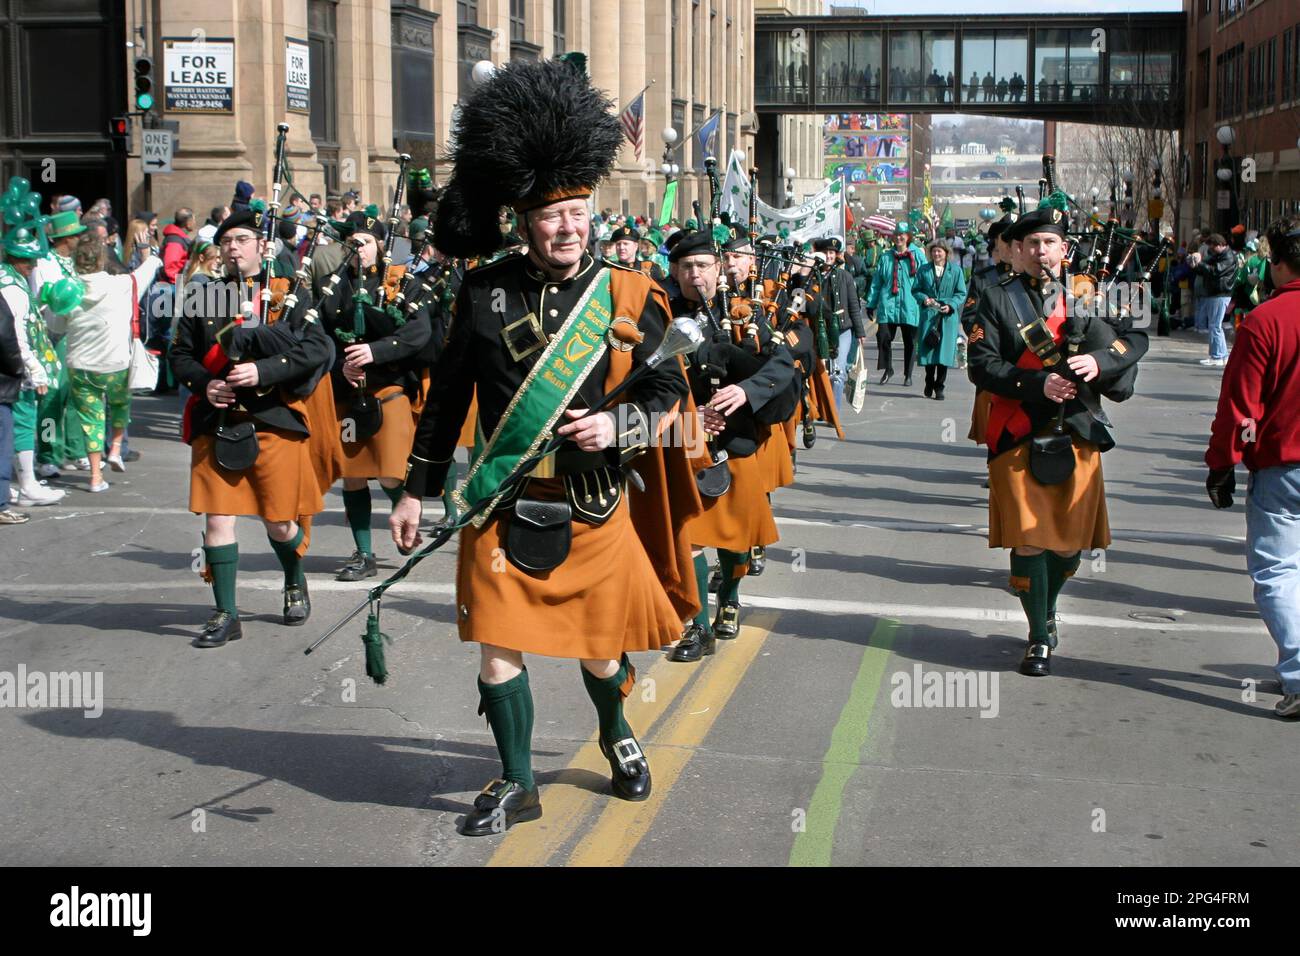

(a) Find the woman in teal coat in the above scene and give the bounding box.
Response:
[867,221,922,385]
[913,239,967,400]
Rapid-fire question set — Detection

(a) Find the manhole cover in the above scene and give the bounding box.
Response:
[1129,610,1178,623]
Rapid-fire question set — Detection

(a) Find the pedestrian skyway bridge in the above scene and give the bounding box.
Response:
[755,12,1184,128]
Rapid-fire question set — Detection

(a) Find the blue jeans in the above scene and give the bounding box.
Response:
[830,329,858,409]
[0,403,12,505]
[1246,466,1300,694]
[1203,295,1230,359]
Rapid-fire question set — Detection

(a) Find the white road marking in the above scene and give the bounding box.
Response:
[0,577,1265,635]
[775,514,1244,545]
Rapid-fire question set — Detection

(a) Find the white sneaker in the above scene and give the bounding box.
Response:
[73,457,90,471]
[36,462,61,479]
[1199,358,1227,367]
[17,484,65,506]
[87,479,110,493]
[107,453,126,473]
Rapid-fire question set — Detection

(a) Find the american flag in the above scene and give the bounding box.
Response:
[620,92,645,162]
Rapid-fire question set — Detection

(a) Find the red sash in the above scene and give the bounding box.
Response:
[984,294,1066,453]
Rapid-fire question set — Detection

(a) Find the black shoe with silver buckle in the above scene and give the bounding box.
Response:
[802,422,817,448]
[599,734,652,801]
[283,580,311,626]
[747,546,766,577]
[459,778,543,836]
[713,601,740,639]
[1019,640,1051,677]
[668,622,716,663]
[336,550,378,582]
[194,609,242,648]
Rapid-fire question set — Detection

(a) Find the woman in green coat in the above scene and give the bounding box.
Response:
[913,239,967,400]
[867,221,923,385]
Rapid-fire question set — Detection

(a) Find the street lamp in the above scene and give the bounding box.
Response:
[471,60,496,86]
[661,128,679,183]
[784,166,797,204]
[1215,124,1238,232]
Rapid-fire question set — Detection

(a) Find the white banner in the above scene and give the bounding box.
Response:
[720,150,843,244]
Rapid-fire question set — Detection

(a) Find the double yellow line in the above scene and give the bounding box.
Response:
[488,610,779,867]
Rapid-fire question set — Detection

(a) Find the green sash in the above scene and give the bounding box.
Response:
[454,267,615,524]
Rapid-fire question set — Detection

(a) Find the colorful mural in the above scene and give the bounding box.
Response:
[824,113,911,184]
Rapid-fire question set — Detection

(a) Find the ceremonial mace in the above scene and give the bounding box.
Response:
[304,315,708,679]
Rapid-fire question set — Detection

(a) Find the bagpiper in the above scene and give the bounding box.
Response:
[320,208,434,582]
[666,228,798,662]
[963,210,1017,446]
[170,204,334,647]
[967,202,1146,677]
[606,217,666,283]
[390,58,694,836]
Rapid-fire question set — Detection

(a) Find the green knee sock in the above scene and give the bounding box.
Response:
[441,460,460,521]
[478,670,535,790]
[693,553,712,629]
[269,525,306,588]
[1044,550,1081,617]
[341,488,373,555]
[204,543,239,615]
[381,483,404,508]
[717,549,746,605]
[581,656,633,746]
[1009,552,1051,643]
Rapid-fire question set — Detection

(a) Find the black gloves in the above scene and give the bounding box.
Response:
[1206,467,1236,509]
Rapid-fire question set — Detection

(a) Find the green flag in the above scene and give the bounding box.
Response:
[658,179,678,227]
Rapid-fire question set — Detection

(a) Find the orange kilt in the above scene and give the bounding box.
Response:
[756,424,794,492]
[189,426,324,522]
[337,386,414,480]
[684,451,780,552]
[987,438,1110,551]
[454,478,681,660]
[968,389,993,445]
[302,374,344,492]
[808,360,846,438]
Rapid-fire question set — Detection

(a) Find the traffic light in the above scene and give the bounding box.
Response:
[109,115,131,154]
[134,56,154,111]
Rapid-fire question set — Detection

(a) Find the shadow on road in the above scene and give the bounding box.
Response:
[22,707,580,814]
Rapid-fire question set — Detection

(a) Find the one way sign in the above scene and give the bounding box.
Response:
[141,129,173,174]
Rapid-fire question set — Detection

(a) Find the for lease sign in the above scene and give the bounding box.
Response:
[163,38,234,113]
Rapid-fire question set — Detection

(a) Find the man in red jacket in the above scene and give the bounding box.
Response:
[161,209,194,285]
[1205,216,1300,720]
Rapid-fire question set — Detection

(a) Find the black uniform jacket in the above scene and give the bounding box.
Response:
[319,264,432,396]
[961,260,1012,334]
[404,253,688,498]
[170,273,333,438]
[967,269,1148,456]
[670,288,798,458]
[825,263,867,338]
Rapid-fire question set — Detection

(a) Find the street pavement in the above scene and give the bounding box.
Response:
[1,328,1295,867]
